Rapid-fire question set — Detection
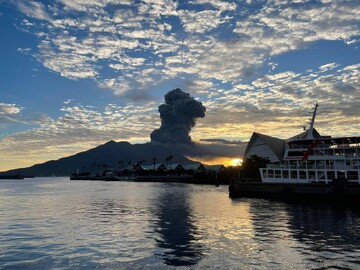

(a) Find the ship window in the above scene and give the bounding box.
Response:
[275,170,281,178]
[307,161,315,168]
[335,149,343,155]
[338,171,346,179]
[263,170,267,178]
[348,171,358,180]
[283,170,289,178]
[290,170,297,179]
[326,161,334,169]
[318,171,326,180]
[290,144,299,149]
[268,170,274,178]
[324,149,333,155]
[345,149,356,156]
[299,170,306,179]
[308,170,316,180]
[290,161,297,168]
[288,151,304,156]
[327,171,335,180]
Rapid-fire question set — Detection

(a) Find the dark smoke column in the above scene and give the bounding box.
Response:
[150,88,206,144]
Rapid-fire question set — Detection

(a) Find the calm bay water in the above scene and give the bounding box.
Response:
[1,177,360,269]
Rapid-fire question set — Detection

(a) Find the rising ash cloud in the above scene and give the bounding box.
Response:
[150,88,206,144]
[150,89,245,159]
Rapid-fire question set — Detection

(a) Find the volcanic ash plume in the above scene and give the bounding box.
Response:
[150,88,206,144]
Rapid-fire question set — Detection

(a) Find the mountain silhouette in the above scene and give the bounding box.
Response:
[1,141,196,177]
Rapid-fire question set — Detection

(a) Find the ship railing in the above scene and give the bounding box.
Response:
[330,143,360,148]
[266,164,307,169]
[289,143,360,150]
[265,165,360,170]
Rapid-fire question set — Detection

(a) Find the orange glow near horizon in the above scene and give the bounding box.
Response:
[186,156,243,167]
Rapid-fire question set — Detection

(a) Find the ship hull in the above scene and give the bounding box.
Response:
[229,182,360,202]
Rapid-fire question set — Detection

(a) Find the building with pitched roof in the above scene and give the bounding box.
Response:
[183,163,206,172]
[141,163,167,171]
[244,132,285,162]
[165,163,184,171]
[204,164,227,172]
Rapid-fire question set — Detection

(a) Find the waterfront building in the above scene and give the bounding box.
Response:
[183,164,206,173]
[244,133,285,162]
[203,164,227,172]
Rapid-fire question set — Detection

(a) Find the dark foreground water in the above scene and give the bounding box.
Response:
[1,178,360,269]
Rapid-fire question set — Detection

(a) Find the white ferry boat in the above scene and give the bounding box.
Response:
[260,103,360,184]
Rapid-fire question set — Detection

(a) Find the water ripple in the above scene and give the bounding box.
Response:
[1,178,360,269]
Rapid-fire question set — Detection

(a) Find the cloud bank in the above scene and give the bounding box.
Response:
[14,0,360,98]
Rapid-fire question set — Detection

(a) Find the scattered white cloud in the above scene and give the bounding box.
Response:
[17,47,31,52]
[57,0,134,12]
[190,0,237,12]
[0,103,50,127]
[16,0,51,20]
[14,0,359,97]
[63,99,74,104]
[179,9,225,33]
[0,103,22,115]
[185,79,215,95]
[319,63,339,73]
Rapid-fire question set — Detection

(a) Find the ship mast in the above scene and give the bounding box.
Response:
[306,102,319,139]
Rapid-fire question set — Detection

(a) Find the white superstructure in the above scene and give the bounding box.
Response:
[260,104,360,183]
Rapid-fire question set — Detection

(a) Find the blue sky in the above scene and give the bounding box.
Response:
[0,0,359,170]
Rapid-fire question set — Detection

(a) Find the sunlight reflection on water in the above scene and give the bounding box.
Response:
[1,177,360,269]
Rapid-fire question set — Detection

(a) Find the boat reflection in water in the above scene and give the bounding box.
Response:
[287,204,360,265]
[151,184,202,266]
[246,198,360,269]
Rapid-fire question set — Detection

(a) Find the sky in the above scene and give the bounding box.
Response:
[0,0,359,171]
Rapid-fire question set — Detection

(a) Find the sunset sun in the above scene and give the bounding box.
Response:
[232,159,243,166]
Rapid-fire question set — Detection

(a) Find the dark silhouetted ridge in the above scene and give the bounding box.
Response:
[1,141,195,177]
